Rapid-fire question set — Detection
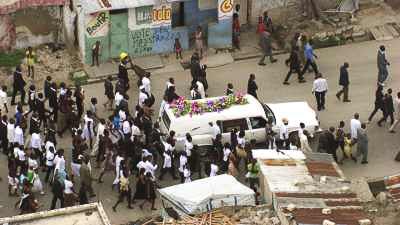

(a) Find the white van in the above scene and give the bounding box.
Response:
[159,94,319,151]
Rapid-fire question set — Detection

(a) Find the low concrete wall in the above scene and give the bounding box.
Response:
[14,6,62,49]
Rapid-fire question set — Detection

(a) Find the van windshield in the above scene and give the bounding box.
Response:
[262,104,276,125]
[162,110,171,130]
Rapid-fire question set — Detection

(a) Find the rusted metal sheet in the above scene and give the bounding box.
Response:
[281,208,369,225]
[306,161,340,177]
[0,0,66,15]
[275,192,357,199]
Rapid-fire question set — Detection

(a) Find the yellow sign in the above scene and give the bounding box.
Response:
[220,0,233,13]
[153,5,171,25]
[218,0,233,20]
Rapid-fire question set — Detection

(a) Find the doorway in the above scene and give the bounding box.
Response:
[172,1,185,27]
[109,9,129,58]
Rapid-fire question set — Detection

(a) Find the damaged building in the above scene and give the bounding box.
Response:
[0,0,77,51]
[252,150,372,225]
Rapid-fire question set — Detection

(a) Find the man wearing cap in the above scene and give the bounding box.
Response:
[118,52,130,92]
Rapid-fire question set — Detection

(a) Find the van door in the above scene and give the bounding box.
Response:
[249,117,267,143]
[219,118,251,145]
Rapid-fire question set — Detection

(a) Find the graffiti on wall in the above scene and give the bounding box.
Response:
[218,0,233,20]
[86,11,110,37]
[152,4,172,26]
[153,26,181,43]
[130,28,154,55]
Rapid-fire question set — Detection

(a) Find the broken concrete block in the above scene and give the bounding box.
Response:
[322,208,332,215]
[323,219,336,225]
[358,219,371,225]
[320,176,327,183]
[376,192,388,207]
[287,204,296,212]
[271,217,280,225]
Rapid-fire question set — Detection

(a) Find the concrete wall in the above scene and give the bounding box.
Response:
[81,0,232,64]
[62,5,77,47]
[14,6,62,49]
[0,15,16,51]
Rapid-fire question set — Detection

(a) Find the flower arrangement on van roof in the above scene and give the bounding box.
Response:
[169,93,249,117]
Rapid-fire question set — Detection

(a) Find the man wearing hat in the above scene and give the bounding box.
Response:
[118,52,130,92]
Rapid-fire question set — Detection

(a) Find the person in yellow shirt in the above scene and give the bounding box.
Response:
[25,47,35,79]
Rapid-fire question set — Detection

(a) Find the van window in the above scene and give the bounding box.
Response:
[250,117,267,129]
[221,119,248,133]
[162,111,171,130]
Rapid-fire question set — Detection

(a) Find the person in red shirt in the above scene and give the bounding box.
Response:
[232,13,240,50]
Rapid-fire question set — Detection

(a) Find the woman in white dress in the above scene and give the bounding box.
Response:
[82,111,95,149]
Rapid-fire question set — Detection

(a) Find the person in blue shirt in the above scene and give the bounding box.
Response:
[301,39,319,77]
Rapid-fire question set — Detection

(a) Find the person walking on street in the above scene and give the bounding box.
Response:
[326,127,338,163]
[389,92,400,133]
[368,85,385,123]
[336,62,351,102]
[350,113,361,142]
[312,73,328,111]
[283,46,305,84]
[11,65,26,106]
[377,45,390,86]
[258,31,277,66]
[247,74,258,99]
[378,88,394,127]
[301,39,319,77]
[357,123,368,164]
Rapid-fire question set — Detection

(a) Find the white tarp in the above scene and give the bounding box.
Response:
[158,174,255,215]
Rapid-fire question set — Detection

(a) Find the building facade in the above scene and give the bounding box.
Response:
[77,0,234,64]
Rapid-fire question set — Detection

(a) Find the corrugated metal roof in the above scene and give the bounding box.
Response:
[281,208,368,225]
[80,0,155,14]
[306,161,340,177]
[384,174,400,202]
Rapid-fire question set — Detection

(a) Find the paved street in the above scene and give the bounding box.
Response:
[1,39,400,224]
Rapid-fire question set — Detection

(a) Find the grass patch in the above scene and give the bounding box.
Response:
[0,50,25,68]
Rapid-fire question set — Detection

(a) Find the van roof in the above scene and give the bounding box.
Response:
[164,94,266,132]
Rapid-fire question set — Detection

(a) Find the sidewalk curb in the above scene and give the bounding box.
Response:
[83,50,289,85]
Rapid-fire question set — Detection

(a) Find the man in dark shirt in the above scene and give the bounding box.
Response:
[336,62,351,102]
[0,115,8,154]
[247,74,258,99]
[283,46,305,84]
[378,88,394,126]
[11,65,26,106]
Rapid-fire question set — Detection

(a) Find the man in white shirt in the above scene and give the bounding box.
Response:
[122,119,131,139]
[13,126,24,146]
[389,92,400,133]
[299,130,312,152]
[0,86,8,113]
[312,73,328,111]
[196,80,206,99]
[209,122,221,140]
[279,118,289,149]
[142,74,151,96]
[178,152,188,183]
[209,162,219,177]
[91,119,105,156]
[114,91,123,107]
[7,119,15,147]
[222,143,231,171]
[350,113,361,141]
[45,146,55,182]
[138,86,148,108]
[159,150,177,180]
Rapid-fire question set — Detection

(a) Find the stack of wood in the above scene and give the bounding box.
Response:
[144,210,235,225]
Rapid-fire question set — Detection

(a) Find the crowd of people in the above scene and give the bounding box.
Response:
[0,9,399,218]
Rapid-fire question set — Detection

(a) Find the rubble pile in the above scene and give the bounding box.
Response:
[0,45,83,88]
[230,205,279,225]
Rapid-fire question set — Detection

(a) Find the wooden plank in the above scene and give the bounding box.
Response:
[370,27,384,41]
[384,24,400,37]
